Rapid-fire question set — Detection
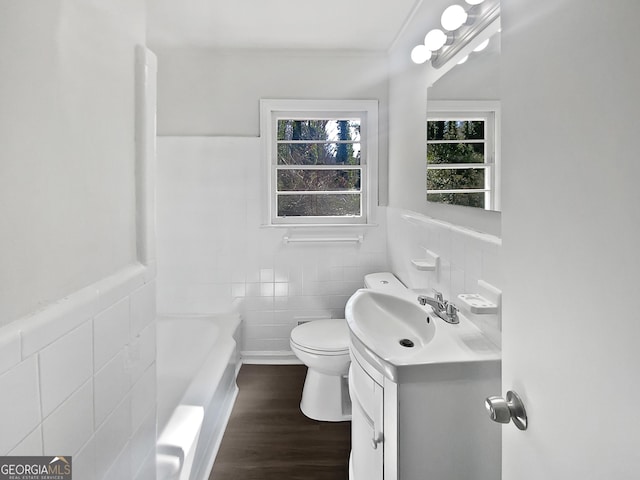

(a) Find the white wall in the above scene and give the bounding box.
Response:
[501,0,640,477]
[387,0,501,236]
[155,46,390,201]
[155,48,388,201]
[0,0,144,323]
[0,2,157,478]
[156,137,388,358]
[153,48,391,358]
[154,48,389,138]
[428,34,500,101]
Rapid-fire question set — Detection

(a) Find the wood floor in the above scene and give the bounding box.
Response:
[208,364,351,480]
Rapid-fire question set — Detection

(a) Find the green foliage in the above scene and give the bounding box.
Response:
[276,119,362,217]
[427,120,486,209]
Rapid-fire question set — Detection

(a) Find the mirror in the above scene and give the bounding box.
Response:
[427,31,501,211]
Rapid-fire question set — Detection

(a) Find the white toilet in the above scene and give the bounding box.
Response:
[290,272,407,422]
[290,318,351,421]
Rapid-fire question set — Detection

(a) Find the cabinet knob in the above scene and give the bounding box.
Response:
[485,390,528,430]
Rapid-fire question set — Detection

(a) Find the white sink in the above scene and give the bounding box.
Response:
[345,289,435,354]
[345,288,501,382]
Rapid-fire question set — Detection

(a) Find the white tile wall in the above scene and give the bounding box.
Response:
[131,364,156,433]
[43,379,94,456]
[155,137,500,357]
[387,208,503,347]
[94,298,130,372]
[0,356,41,454]
[128,323,156,384]
[0,265,157,480]
[74,437,97,479]
[130,282,156,337]
[103,441,132,480]
[9,426,43,456]
[94,396,131,478]
[156,136,388,359]
[40,322,93,417]
[130,409,157,478]
[0,328,21,374]
[94,351,130,427]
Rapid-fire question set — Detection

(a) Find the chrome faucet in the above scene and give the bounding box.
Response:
[417,290,459,324]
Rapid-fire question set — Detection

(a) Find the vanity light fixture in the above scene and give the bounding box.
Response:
[410,0,499,67]
[424,29,448,52]
[411,44,432,64]
[473,38,490,52]
[441,5,468,32]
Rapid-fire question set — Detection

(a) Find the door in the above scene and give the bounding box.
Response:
[500,0,640,478]
[349,361,384,480]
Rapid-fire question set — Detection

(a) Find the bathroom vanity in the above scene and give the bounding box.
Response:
[346,288,501,480]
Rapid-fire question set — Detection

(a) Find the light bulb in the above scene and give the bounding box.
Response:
[411,45,432,64]
[465,0,485,5]
[457,55,469,65]
[441,5,468,31]
[473,38,490,52]
[424,29,447,52]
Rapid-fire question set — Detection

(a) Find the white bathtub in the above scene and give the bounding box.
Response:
[156,314,242,480]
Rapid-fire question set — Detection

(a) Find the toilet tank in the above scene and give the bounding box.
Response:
[363,272,407,294]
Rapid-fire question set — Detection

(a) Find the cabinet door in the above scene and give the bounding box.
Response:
[349,362,384,480]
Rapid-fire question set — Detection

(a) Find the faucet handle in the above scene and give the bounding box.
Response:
[433,290,444,303]
[445,303,459,323]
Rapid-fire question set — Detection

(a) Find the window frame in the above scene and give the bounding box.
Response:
[260,99,378,226]
[426,100,501,211]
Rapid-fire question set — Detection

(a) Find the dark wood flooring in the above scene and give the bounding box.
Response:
[208,364,351,480]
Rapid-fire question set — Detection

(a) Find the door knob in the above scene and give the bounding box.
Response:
[485,390,528,430]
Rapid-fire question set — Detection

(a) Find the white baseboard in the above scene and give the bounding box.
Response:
[241,350,303,365]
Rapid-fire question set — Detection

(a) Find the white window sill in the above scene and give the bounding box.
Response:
[260,223,379,229]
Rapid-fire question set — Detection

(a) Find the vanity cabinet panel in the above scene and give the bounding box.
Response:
[349,347,500,480]
[349,361,384,480]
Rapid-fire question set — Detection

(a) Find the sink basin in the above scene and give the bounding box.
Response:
[345,289,435,358]
[346,288,501,382]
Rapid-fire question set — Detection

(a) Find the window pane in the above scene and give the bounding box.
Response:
[427,142,484,164]
[277,119,361,142]
[277,194,361,217]
[427,168,485,190]
[427,120,484,141]
[277,143,361,165]
[427,192,485,208]
[277,169,361,192]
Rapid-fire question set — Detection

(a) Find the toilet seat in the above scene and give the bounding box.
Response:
[290,319,350,355]
[291,342,349,356]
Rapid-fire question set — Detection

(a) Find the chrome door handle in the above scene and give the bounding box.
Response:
[485,390,528,430]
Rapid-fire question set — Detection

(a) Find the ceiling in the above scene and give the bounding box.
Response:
[146,0,424,51]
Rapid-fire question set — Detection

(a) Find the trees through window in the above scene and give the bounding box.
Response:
[262,100,378,225]
[276,118,362,218]
[427,104,498,211]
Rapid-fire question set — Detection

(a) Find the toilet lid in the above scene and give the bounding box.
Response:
[291,319,350,353]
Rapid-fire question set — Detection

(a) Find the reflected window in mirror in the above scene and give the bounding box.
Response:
[427,101,500,211]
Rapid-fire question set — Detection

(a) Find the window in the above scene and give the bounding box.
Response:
[427,101,499,211]
[261,100,378,225]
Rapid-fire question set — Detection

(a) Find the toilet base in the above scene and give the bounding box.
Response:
[300,369,352,422]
